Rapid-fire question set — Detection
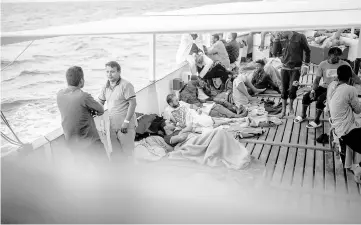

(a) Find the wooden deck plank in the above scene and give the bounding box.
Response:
[292,100,307,188]
[251,98,276,160]
[278,99,302,186]
[334,152,348,195]
[324,121,336,194]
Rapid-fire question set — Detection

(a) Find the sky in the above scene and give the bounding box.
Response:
[1,0,126,3]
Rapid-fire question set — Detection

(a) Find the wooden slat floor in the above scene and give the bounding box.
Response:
[241,64,361,208]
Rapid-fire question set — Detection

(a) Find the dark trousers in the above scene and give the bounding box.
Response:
[302,86,327,110]
[340,128,361,154]
[281,69,301,100]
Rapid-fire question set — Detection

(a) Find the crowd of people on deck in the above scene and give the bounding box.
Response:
[56,30,361,183]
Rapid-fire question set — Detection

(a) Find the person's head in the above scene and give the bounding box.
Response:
[190,33,198,40]
[328,47,343,64]
[194,52,204,65]
[166,93,180,108]
[227,33,237,42]
[279,31,293,40]
[337,64,353,84]
[212,34,220,44]
[255,59,266,71]
[105,61,121,83]
[163,120,176,135]
[66,66,84,88]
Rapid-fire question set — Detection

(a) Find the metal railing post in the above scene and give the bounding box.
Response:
[149,33,156,82]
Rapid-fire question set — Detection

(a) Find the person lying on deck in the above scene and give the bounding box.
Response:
[162,121,251,170]
[179,75,247,116]
[326,65,361,183]
[206,34,231,70]
[165,94,247,128]
[250,59,281,94]
[294,47,361,128]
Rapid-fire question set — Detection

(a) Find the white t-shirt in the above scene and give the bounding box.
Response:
[163,101,214,128]
[318,60,350,88]
[232,75,249,108]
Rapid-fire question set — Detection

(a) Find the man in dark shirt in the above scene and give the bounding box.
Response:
[274,31,311,117]
[251,60,281,94]
[225,33,241,64]
[57,66,108,165]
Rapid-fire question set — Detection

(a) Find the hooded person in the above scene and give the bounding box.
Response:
[176,33,205,66]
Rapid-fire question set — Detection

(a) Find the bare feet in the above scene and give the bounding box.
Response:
[289,108,295,115]
[279,110,286,119]
[253,88,267,96]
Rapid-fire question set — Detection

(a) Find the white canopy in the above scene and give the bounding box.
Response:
[1,0,361,46]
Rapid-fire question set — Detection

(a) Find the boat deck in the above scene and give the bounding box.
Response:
[240,64,361,205]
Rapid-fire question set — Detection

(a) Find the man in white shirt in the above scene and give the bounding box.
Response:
[294,47,361,129]
[164,94,247,130]
[326,65,361,183]
[98,61,137,162]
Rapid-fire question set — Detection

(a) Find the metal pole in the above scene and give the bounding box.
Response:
[149,33,156,82]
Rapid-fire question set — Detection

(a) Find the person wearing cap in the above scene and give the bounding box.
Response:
[98,61,137,162]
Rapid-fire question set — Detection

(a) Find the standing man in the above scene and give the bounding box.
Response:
[98,61,137,162]
[275,31,311,117]
[57,66,108,166]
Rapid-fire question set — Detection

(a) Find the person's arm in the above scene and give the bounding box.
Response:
[199,55,213,78]
[84,93,105,116]
[312,65,323,90]
[207,41,221,55]
[123,83,137,123]
[237,82,253,100]
[301,34,311,66]
[170,132,189,145]
[350,88,361,114]
[98,86,106,105]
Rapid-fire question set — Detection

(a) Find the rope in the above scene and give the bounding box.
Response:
[1,111,24,146]
[1,40,35,72]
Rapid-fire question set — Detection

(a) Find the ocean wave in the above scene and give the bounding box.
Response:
[2,70,63,82]
[1,59,36,67]
[1,98,52,112]
[18,80,64,89]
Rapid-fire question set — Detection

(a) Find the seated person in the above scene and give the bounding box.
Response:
[250,59,281,94]
[206,34,231,69]
[179,76,246,115]
[188,51,232,83]
[225,33,242,66]
[294,47,361,128]
[165,94,247,127]
[233,74,264,108]
[326,65,361,183]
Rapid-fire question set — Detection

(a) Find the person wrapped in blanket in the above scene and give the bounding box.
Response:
[179,75,248,117]
[162,120,251,170]
[294,47,361,129]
